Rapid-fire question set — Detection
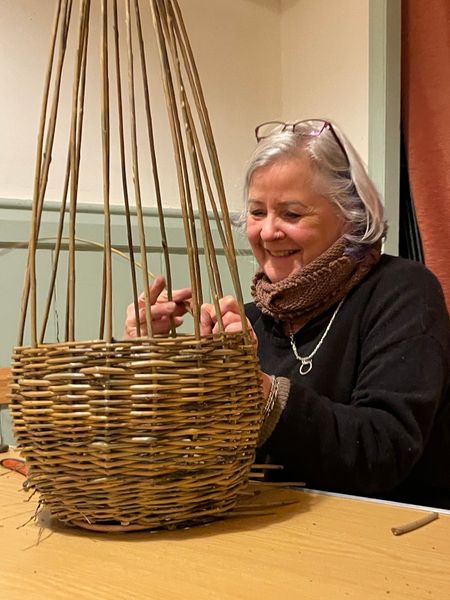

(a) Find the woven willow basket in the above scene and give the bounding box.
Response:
[10,0,264,531]
[11,336,262,531]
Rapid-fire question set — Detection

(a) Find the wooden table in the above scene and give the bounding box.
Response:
[1,450,449,600]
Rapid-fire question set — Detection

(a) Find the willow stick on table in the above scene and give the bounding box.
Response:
[391,511,439,536]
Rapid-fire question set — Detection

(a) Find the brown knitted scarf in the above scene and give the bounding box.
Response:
[251,236,381,329]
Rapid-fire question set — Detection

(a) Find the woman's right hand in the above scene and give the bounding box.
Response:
[124,275,192,338]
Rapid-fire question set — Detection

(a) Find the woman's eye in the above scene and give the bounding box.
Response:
[284,211,302,220]
[248,210,265,218]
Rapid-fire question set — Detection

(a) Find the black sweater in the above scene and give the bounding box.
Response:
[246,255,450,508]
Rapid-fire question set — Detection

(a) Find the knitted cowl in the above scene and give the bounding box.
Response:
[251,236,381,328]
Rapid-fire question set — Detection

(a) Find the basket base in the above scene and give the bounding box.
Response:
[72,520,152,533]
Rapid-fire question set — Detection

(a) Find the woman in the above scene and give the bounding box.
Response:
[125,119,450,508]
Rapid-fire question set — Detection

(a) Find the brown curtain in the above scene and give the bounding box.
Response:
[402,0,450,310]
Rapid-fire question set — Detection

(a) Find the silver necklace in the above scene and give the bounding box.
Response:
[289,297,345,375]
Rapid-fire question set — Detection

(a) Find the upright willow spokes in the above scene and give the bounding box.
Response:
[19,0,247,346]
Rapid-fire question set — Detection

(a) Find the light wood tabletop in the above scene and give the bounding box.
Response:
[1,450,449,600]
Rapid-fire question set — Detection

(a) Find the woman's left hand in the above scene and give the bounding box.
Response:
[200,296,257,344]
[201,297,273,398]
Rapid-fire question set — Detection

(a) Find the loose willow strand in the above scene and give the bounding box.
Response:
[13,237,155,278]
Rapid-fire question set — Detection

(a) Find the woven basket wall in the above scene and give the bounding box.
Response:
[10,0,264,531]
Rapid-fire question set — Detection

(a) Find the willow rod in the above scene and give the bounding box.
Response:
[18,0,70,346]
[100,0,113,343]
[154,1,204,314]
[155,12,204,310]
[179,91,231,293]
[391,512,439,536]
[40,12,89,344]
[176,82,236,303]
[168,0,248,329]
[67,0,91,342]
[133,0,176,336]
[125,0,153,336]
[150,0,201,338]
[112,0,140,338]
[36,0,75,341]
[160,6,224,330]
[178,87,225,302]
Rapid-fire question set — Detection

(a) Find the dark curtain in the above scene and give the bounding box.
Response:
[399,129,423,263]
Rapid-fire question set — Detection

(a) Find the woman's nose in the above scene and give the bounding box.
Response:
[260,217,284,241]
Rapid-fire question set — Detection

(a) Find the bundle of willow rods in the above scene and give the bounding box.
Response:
[10,0,264,532]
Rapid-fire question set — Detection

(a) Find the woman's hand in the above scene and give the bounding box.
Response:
[200,295,257,344]
[124,275,192,338]
[201,297,271,398]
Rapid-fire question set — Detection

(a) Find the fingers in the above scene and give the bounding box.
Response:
[139,275,166,306]
[150,315,184,335]
[126,287,254,342]
[157,287,192,304]
[200,296,255,337]
[200,303,215,336]
[125,315,184,338]
[125,277,192,338]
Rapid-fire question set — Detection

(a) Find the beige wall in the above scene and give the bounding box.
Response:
[0,0,369,210]
[280,0,369,162]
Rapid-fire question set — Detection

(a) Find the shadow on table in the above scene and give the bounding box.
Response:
[36,485,321,542]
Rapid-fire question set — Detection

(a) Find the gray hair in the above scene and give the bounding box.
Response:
[242,119,387,248]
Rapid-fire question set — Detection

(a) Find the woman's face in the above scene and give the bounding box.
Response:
[246,158,347,283]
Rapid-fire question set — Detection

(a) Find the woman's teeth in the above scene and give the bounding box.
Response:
[267,250,297,257]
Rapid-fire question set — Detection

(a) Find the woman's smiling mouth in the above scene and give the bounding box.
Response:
[265,249,299,257]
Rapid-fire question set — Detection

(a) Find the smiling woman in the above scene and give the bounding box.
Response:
[126,118,450,510]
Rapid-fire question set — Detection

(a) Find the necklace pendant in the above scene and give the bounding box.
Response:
[289,297,346,378]
[299,360,312,375]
